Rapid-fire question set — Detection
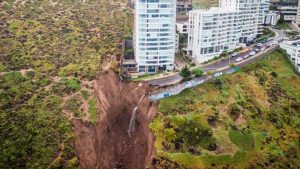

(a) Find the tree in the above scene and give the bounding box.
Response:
[180,66,191,80]
[164,128,177,142]
[277,14,284,25]
[228,103,241,119]
[192,68,204,77]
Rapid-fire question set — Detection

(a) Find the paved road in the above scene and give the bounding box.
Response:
[147,28,285,87]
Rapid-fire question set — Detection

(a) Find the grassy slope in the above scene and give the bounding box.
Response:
[150,49,300,168]
[193,0,219,9]
[0,0,127,168]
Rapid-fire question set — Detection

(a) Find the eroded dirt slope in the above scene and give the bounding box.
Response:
[72,70,157,169]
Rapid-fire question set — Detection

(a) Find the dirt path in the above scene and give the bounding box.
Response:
[73,70,157,169]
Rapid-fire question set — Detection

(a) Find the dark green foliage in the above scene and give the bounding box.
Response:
[228,128,254,151]
[192,68,204,77]
[207,109,219,126]
[59,78,81,92]
[212,79,222,89]
[0,0,127,167]
[148,156,187,169]
[270,71,277,78]
[228,103,241,120]
[66,95,83,117]
[180,66,192,80]
[181,119,216,150]
[88,98,98,124]
[0,73,77,169]
[81,90,89,101]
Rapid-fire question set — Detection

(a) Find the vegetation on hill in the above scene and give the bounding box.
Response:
[193,0,219,9]
[0,0,128,168]
[150,49,300,168]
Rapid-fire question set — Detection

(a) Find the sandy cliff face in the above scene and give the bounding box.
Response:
[72,70,157,169]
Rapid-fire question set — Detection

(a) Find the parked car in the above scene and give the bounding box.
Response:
[231,52,238,57]
[271,41,277,45]
[254,48,261,52]
[278,38,284,42]
[243,54,250,59]
[235,57,243,62]
[257,43,263,47]
[261,46,266,51]
[249,51,256,56]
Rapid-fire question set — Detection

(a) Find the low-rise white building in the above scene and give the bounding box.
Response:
[188,8,243,63]
[280,39,300,72]
[176,21,188,34]
[273,2,298,22]
[264,11,280,26]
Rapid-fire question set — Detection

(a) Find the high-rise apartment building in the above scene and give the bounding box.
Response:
[219,0,261,43]
[188,0,268,62]
[134,0,176,73]
[188,8,243,62]
[296,0,300,25]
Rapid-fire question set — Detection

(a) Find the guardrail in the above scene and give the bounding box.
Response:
[149,67,240,101]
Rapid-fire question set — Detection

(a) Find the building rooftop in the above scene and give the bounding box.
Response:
[282,39,300,47]
[190,7,239,14]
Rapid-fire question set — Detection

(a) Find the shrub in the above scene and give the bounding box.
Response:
[228,128,254,151]
[228,103,241,120]
[88,98,98,124]
[180,66,191,80]
[212,79,223,89]
[270,71,278,78]
[81,90,89,101]
[192,68,204,77]
[164,128,177,142]
[65,95,83,117]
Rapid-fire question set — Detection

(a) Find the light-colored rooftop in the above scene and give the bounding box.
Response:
[189,7,239,14]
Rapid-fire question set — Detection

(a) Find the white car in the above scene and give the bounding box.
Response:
[249,51,256,56]
[235,57,243,62]
[261,47,266,51]
[243,54,250,59]
[257,43,263,47]
[231,52,238,57]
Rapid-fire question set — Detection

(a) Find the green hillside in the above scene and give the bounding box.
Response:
[150,48,300,168]
[193,0,219,9]
[0,0,127,168]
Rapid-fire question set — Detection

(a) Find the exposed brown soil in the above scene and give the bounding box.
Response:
[72,70,157,169]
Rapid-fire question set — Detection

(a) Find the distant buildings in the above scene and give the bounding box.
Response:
[297,0,300,25]
[273,1,298,22]
[264,11,280,26]
[134,0,176,73]
[176,21,188,34]
[280,39,300,72]
[177,0,192,13]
